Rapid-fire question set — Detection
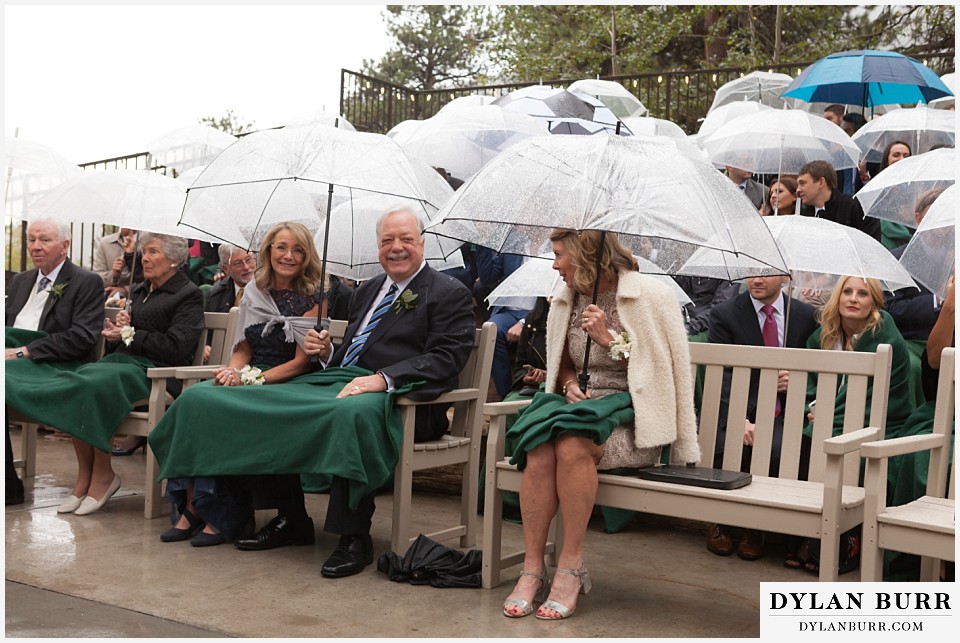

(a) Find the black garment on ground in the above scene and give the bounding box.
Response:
[377,534,482,588]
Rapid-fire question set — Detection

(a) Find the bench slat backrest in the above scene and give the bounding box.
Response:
[928,347,955,501]
[688,343,892,485]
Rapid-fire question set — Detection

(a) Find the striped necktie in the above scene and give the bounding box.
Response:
[341,283,398,367]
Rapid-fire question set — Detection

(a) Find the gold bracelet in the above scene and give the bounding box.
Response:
[562,378,578,394]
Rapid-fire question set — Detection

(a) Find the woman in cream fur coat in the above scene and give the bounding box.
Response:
[502,229,699,621]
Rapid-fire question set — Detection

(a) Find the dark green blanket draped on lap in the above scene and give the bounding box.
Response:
[5,327,153,452]
[507,391,635,469]
[148,366,416,511]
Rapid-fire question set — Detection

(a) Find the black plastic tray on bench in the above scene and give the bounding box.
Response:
[604,465,752,490]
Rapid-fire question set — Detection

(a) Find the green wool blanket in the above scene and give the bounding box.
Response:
[6,327,153,452]
[507,391,635,470]
[148,366,416,510]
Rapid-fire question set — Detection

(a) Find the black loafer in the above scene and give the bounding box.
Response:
[321,534,374,578]
[234,515,315,551]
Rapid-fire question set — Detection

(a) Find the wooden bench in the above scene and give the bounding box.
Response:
[860,347,955,581]
[482,342,894,586]
[9,308,239,519]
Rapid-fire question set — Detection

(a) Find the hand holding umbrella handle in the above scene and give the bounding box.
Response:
[308,318,331,365]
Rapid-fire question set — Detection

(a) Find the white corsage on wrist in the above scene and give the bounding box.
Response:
[608,331,632,362]
[120,325,136,347]
[237,365,265,386]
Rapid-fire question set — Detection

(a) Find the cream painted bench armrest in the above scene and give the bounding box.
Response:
[860,434,946,459]
[822,426,882,455]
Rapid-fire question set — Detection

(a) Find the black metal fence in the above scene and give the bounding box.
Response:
[340,52,955,135]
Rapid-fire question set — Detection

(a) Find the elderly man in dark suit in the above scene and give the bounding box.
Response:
[704,274,819,561]
[5,217,104,504]
[235,207,475,580]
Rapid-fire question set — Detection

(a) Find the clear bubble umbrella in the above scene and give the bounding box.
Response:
[567,79,647,118]
[621,116,687,140]
[493,85,619,128]
[4,136,82,219]
[27,169,216,241]
[695,100,773,148]
[708,71,795,113]
[851,104,956,163]
[285,110,356,131]
[929,72,956,109]
[900,184,956,299]
[145,125,237,175]
[486,252,692,309]
[679,215,917,293]
[854,148,956,227]
[700,108,862,175]
[387,105,547,182]
[438,94,497,113]
[426,134,788,388]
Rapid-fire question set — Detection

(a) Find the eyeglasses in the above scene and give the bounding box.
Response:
[269,243,307,258]
[228,255,257,270]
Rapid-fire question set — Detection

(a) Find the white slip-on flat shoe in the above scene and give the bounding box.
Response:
[74,475,121,516]
[57,495,85,514]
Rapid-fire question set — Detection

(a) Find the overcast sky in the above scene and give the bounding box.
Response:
[4,4,392,164]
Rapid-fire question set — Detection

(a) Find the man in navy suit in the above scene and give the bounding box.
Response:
[236,207,475,579]
[5,218,104,504]
[704,275,819,561]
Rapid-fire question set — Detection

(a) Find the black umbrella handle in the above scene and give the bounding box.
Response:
[309,180,336,365]
[577,231,606,394]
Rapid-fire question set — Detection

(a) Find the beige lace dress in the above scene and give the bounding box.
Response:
[567,289,661,470]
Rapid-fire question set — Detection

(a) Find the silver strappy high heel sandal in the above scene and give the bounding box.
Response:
[536,564,592,620]
[502,570,550,618]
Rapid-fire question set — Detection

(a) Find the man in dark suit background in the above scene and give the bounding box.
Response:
[235,207,475,579]
[704,274,819,561]
[5,217,104,504]
[203,244,256,315]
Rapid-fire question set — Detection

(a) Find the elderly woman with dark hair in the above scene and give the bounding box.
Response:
[6,233,204,516]
[501,229,699,620]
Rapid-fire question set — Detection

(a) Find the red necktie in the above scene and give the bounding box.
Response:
[761,304,782,416]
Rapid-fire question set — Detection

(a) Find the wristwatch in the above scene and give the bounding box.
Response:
[15,349,25,359]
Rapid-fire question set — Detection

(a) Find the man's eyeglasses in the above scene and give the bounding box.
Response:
[269,244,307,258]
[228,255,257,270]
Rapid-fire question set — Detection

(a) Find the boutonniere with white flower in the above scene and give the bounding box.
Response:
[48,283,67,300]
[609,331,632,361]
[120,325,136,347]
[237,365,265,386]
[393,288,419,314]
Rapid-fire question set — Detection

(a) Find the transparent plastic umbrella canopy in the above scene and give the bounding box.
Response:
[26,169,218,241]
[929,72,956,109]
[900,184,955,298]
[486,253,692,309]
[284,110,356,131]
[621,116,687,140]
[695,100,773,148]
[312,193,463,282]
[177,123,455,250]
[425,134,788,280]
[854,148,956,227]
[493,85,619,129]
[851,105,956,163]
[145,125,237,175]
[438,94,497,113]
[568,79,647,119]
[708,71,795,113]
[4,136,82,220]
[701,108,862,174]
[679,215,917,293]
[387,105,547,182]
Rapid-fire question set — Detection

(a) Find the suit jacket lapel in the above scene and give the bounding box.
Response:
[736,294,764,346]
[39,261,74,328]
[342,274,387,346]
[369,269,429,343]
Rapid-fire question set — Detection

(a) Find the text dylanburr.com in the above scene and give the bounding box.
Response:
[761,583,954,639]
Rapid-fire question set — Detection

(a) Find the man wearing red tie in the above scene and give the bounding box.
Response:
[703,274,819,562]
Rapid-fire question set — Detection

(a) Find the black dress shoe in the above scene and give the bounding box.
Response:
[160,508,204,543]
[321,534,374,578]
[234,515,315,551]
